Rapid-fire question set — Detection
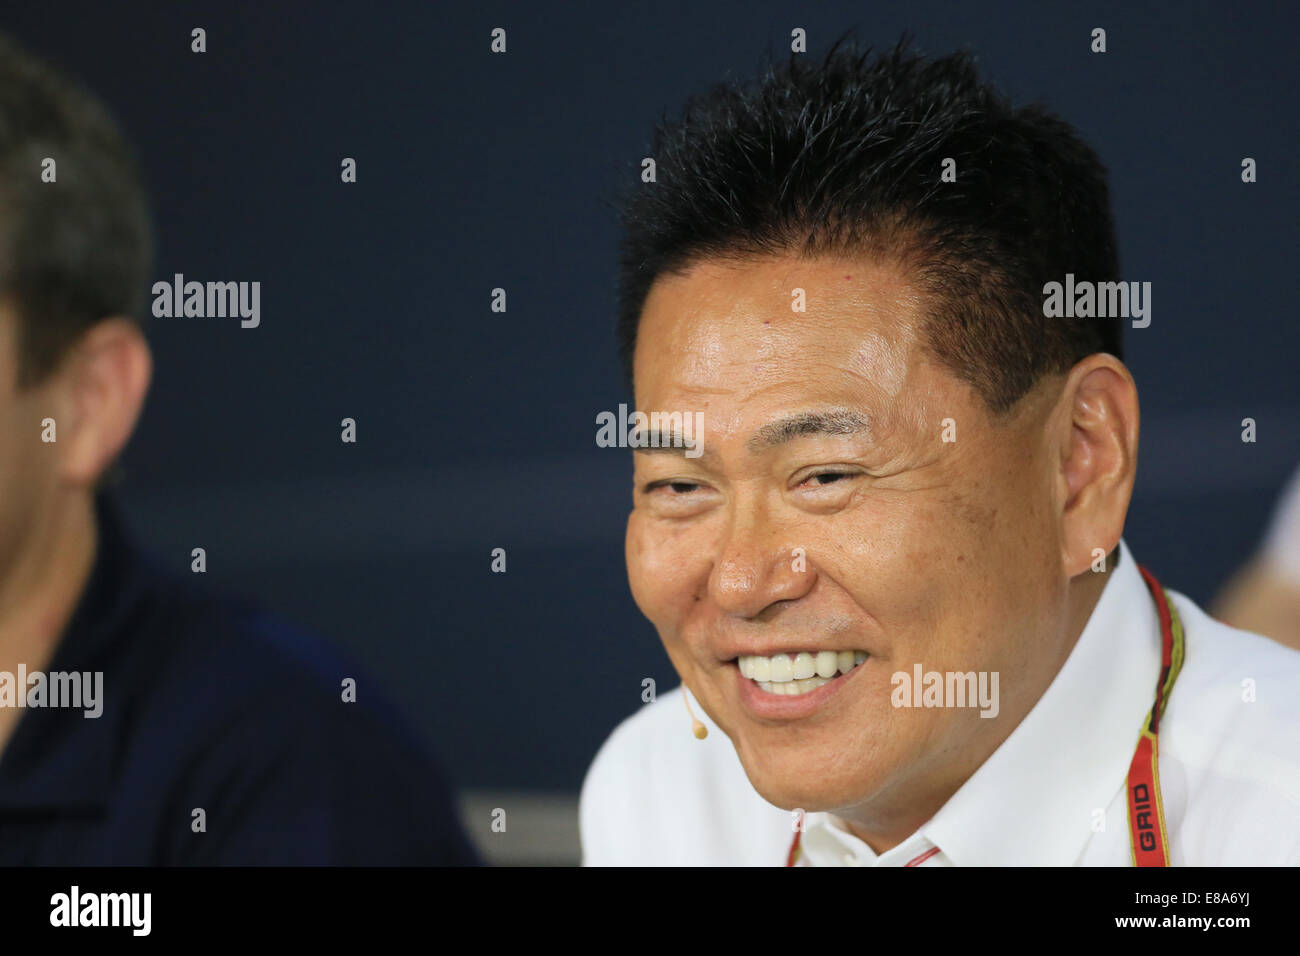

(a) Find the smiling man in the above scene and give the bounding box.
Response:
[579,41,1300,866]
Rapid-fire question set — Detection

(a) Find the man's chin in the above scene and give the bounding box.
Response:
[737,753,885,814]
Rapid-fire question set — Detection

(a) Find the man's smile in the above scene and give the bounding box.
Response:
[724,649,875,720]
[736,649,869,694]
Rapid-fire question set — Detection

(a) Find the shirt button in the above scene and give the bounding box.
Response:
[843,853,862,866]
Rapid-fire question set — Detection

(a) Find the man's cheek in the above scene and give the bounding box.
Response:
[626,517,694,625]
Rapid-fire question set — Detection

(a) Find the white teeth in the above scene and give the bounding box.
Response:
[752,675,831,697]
[738,650,869,690]
[768,653,794,683]
[815,651,838,679]
[792,652,816,680]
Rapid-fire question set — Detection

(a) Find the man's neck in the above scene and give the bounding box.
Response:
[0,492,98,757]
[840,560,1115,855]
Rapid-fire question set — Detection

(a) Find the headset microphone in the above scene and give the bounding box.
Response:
[681,684,708,739]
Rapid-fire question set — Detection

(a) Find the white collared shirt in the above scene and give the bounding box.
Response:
[579,539,1300,865]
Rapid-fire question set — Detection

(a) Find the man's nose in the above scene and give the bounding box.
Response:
[708,509,815,618]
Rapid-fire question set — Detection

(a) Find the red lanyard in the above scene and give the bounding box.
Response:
[785,564,1185,867]
[1127,565,1185,866]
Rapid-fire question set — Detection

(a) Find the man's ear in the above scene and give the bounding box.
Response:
[1053,353,1139,577]
[52,318,152,487]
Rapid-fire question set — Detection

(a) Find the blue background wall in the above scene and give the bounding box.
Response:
[5,0,1297,795]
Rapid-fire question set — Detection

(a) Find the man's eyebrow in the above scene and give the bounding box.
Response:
[632,430,706,455]
[747,409,872,451]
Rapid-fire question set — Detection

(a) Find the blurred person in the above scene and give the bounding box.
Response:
[580,39,1300,866]
[1213,464,1300,649]
[0,32,478,865]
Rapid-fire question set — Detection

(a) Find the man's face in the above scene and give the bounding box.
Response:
[626,255,1072,817]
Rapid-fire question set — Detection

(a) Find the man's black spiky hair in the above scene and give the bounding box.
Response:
[615,35,1121,414]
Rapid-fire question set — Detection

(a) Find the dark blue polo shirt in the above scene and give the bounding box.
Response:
[0,494,480,865]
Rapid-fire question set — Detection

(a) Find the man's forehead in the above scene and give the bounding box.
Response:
[635,254,924,389]
[634,265,920,408]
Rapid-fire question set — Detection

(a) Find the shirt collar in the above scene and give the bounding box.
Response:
[800,539,1162,866]
[0,492,143,811]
